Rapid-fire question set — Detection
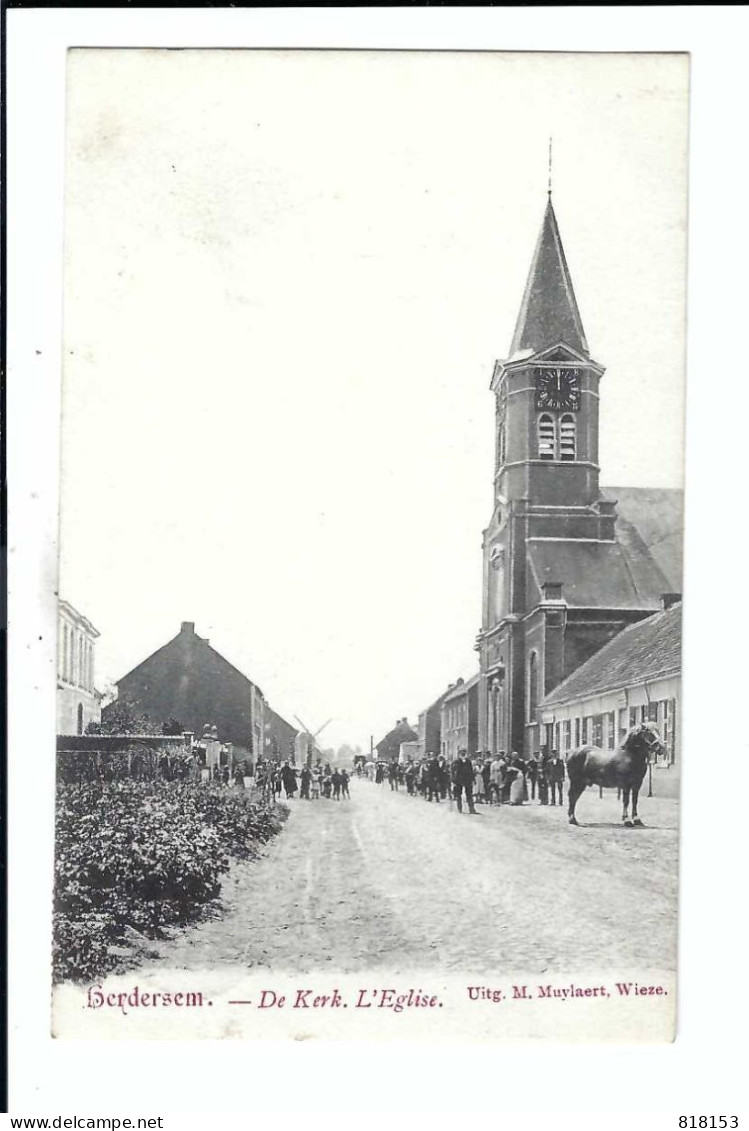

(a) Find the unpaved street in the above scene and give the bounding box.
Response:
[145,777,678,976]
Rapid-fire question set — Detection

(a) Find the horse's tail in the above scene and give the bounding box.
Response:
[566,749,587,784]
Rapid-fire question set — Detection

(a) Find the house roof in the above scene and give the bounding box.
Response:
[510,198,589,358]
[264,704,299,738]
[376,720,418,752]
[443,672,481,703]
[59,599,100,639]
[117,623,263,699]
[527,527,671,611]
[541,602,682,708]
[419,686,455,717]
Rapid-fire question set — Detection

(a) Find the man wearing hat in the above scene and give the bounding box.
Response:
[548,750,566,806]
[451,749,477,814]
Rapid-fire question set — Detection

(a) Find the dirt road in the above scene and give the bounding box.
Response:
[145,776,677,975]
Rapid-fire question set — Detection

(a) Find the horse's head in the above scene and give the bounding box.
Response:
[624,722,664,760]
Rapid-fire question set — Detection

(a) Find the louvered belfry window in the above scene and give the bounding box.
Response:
[538,414,555,460]
[559,414,576,461]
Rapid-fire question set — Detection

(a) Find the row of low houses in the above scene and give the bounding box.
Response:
[377,597,681,774]
[56,605,299,767]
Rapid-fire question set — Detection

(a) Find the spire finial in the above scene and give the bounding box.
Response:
[548,136,553,198]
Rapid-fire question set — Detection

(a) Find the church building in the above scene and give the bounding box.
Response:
[476,195,682,758]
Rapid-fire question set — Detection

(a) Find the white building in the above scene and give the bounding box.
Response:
[57,599,101,735]
[538,599,681,768]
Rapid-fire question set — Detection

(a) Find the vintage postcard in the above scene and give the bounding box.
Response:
[51,48,688,1042]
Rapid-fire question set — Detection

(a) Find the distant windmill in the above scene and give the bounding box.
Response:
[293,715,332,766]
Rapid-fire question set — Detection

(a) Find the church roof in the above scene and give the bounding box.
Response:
[541,602,681,708]
[602,486,683,592]
[527,529,671,612]
[510,197,589,358]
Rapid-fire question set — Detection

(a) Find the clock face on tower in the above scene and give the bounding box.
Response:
[535,367,581,411]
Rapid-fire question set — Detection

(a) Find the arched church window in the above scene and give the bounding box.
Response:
[528,651,539,722]
[559,414,576,461]
[538,415,555,460]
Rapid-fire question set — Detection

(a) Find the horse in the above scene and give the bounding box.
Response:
[565,722,664,827]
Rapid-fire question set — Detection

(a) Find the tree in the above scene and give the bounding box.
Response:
[89,697,160,736]
[162,716,183,736]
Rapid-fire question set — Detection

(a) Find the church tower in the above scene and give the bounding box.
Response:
[477,193,669,758]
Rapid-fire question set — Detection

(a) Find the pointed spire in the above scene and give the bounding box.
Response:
[510,197,589,357]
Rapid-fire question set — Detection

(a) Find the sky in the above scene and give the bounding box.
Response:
[59,49,689,750]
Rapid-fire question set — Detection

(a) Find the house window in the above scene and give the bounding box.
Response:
[592,715,603,746]
[528,652,539,721]
[607,712,616,749]
[563,720,571,752]
[630,706,638,728]
[61,624,68,680]
[574,718,581,748]
[77,703,84,735]
[538,415,555,460]
[559,414,576,461]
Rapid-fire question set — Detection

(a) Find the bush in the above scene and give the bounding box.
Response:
[53,780,287,983]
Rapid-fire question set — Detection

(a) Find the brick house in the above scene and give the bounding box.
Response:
[104,621,294,763]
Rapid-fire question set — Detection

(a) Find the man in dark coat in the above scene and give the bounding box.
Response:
[388,761,399,791]
[451,750,476,814]
[537,756,549,805]
[527,752,541,800]
[281,761,297,799]
[427,753,442,803]
[437,755,450,799]
[548,751,565,806]
[300,765,311,800]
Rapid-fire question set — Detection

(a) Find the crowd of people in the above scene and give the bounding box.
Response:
[254,759,352,802]
[368,749,567,814]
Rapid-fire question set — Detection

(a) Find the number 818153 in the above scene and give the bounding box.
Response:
[679,1119,738,1128]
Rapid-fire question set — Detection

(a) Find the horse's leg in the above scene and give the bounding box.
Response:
[567,781,584,826]
[622,786,633,827]
[632,783,644,826]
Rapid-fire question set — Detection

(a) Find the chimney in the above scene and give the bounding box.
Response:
[542,582,563,602]
[181,621,195,635]
[660,593,681,610]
